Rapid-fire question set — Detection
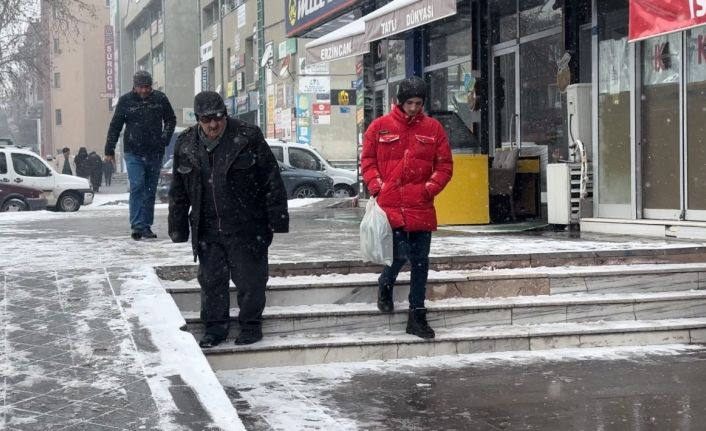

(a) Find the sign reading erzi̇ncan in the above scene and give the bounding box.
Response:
[286,0,358,36]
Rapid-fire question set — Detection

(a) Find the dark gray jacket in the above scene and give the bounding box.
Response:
[105,90,176,157]
[168,118,289,261]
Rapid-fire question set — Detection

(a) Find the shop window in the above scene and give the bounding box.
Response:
[202,2,218,30]
[519,0,562,36]
[686,29,706,210]
[55,109,62,126]
[425,0,473,65]
[425,61,479,151]
[597,0,631,206]
[489,0,517,44]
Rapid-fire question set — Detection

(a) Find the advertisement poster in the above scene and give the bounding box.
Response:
[312,102,331,125]
[296,95,312,144]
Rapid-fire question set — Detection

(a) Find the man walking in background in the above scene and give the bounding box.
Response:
[55,147,75,176]
[168,91,289,347]
[105,70,176,240]
[361,76,453,339]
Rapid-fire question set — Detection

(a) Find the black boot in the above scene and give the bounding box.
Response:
[199,333,225,348]
[130,229,142,241]
[406,308,435,339]
[142,227,157,239]
[377,283,394,313]
[235,327,263,345]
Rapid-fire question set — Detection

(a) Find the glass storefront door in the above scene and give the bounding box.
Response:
[492,48,518,148]
[685,29,706,219]
[640,34,682,219]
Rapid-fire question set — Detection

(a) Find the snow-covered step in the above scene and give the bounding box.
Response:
[154,245,706,280]
[204,319,706,370]
[183,291,706,338]
[165,263,706,312]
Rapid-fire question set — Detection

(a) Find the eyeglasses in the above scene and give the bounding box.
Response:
[198,112,226,123]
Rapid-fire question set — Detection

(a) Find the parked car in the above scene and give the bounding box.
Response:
[267,139,358,198]
[279,162,334,199]
[0,144,93,211]
[0,183,48,212]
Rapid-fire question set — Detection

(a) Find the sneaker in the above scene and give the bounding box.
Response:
[131,230,142,241]
[199,333,225,348]
[235,327,263,345]
[142,227,157,239]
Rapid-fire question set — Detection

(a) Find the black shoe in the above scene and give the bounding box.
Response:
[235,327,263,345]
[406,308,435,339]
[199,333,225,348]
[131,230,142,241]
[142,227,157,239]
[377,283,394,313]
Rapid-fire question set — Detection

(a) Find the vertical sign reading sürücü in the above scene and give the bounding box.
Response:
[104,25,115,98]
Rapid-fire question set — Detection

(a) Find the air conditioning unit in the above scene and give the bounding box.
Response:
[547,163,593,225]
[566,83,592,162]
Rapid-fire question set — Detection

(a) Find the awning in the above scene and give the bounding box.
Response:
[364,0,457,42]
[304,18,368,65]
[629,0,706,41]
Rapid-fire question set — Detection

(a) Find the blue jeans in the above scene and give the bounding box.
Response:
[379,229,432,309]
[124,153,162,232]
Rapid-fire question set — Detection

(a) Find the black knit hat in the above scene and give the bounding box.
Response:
[133,70,153,87]
[396,76,426,105]
[194,91,227,117]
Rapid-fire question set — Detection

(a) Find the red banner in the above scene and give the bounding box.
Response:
[630,0,706,41]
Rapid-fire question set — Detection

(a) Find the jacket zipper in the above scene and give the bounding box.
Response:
[210,156,222,232]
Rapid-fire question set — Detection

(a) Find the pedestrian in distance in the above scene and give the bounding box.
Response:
[103,156,115,187]
[74,147,89,179]
[168,91,289,348]
[104,70,176,240]
[361,76,453,339]
[55,147,76,176]
[87,151,103,192]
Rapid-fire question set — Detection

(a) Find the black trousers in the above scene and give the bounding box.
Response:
[197,230,270,339]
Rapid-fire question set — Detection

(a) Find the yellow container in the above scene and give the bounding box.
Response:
[435,154,489,225]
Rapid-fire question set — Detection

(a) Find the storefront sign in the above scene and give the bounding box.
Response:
[236,95,249,114]
[104,25,115,98]
[629,0,706,41]
[286,0,358,36]
[298,58,329,75]
[226,81,235,98]
[312,102,331,116]
[331,89,356,105]
[194,65,208,94]
[305,31,368,64]
[299,76,331,93]
[200,41,213,63]
[365,0,457,42]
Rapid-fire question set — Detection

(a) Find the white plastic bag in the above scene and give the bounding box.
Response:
[360,197,393,266]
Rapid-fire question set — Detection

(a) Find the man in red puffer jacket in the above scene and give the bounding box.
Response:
[361,76,453,339]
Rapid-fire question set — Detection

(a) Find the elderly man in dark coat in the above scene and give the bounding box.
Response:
[168,91,289,347]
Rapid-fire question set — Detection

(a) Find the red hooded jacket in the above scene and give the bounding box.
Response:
[361,105,453,232]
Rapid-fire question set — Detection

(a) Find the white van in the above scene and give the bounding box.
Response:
[0,145,93,211]
[266,140,358,198]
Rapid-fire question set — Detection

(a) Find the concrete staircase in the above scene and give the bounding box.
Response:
[159,249,706,370]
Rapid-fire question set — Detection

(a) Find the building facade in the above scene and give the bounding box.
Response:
[114,0,199,128]
[43,0,114,158]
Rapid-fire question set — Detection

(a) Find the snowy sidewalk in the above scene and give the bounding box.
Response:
[1,267,244,431]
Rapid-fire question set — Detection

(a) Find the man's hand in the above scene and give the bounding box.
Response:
[104,155,114,163]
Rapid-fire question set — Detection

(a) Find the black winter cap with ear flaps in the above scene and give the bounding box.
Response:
[194,91,227,117]
[396,76,427,105]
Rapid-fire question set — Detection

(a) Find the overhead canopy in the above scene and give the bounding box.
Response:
[304,18,368,65]
[365,0,457,42]
[304,0,458,64]
[629,0,706,41]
